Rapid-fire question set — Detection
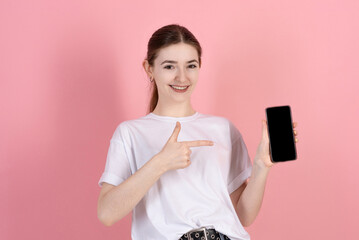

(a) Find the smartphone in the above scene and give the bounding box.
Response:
[265,105,297,163]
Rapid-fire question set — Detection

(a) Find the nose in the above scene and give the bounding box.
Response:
[176,66,188,83]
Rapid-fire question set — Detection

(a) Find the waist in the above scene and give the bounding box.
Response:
[180,226,231,240]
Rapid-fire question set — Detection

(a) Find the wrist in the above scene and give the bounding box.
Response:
[254,157,272,171]
[250,160,270,181]
[151,155,168,175]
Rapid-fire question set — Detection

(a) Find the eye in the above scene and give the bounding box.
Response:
[188,64,197,69]
[164,65,174,69]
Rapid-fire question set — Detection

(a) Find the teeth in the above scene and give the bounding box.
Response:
[171,85,188,90]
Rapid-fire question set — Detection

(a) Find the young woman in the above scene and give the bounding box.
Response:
[97,24,298,240]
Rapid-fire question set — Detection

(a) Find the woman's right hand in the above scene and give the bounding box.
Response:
[155,121,214,173]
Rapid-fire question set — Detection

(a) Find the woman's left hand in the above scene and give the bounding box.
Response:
[254,120,298,168]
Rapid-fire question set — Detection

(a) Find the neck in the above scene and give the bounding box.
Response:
[152,101,196,118]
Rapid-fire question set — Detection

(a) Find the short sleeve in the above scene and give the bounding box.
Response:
[98,123,132,188]
[227,121,253,194]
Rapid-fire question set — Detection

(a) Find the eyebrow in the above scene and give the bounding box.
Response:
[160,59,199,65]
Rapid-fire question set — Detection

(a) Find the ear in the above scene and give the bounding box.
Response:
[142,59,153,78]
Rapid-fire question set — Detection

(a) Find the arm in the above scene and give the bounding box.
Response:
[97,155,166,226]
[232,158,270,227]
[232,119,272,227]
[230,119,297,227]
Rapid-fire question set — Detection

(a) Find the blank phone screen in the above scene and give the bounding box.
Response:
[266,106,297,162]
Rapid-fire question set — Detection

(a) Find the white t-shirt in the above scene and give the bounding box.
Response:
[98,111,253,240]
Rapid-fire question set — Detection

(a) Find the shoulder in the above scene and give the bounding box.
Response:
[111,118,138,141]
[110,114,151,140]
[200,113,239,132]
[110,121,129,141]
[198,113,240,138]
[197,113,246,146]
[201,113,244,142]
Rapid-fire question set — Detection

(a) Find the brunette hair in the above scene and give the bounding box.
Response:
[145,24,202,114]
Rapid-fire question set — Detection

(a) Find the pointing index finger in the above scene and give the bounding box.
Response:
[182,140,214,147]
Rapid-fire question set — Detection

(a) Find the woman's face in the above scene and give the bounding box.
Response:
[150,42,200,104]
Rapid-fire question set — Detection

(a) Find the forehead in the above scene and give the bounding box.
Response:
[155,43,198,63]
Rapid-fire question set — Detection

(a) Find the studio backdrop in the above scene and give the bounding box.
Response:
[1,0,358,239]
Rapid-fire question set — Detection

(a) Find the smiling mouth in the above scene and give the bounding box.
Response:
[169,85,190,90]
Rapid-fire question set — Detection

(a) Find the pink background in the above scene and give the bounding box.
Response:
[1,0,358,239]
